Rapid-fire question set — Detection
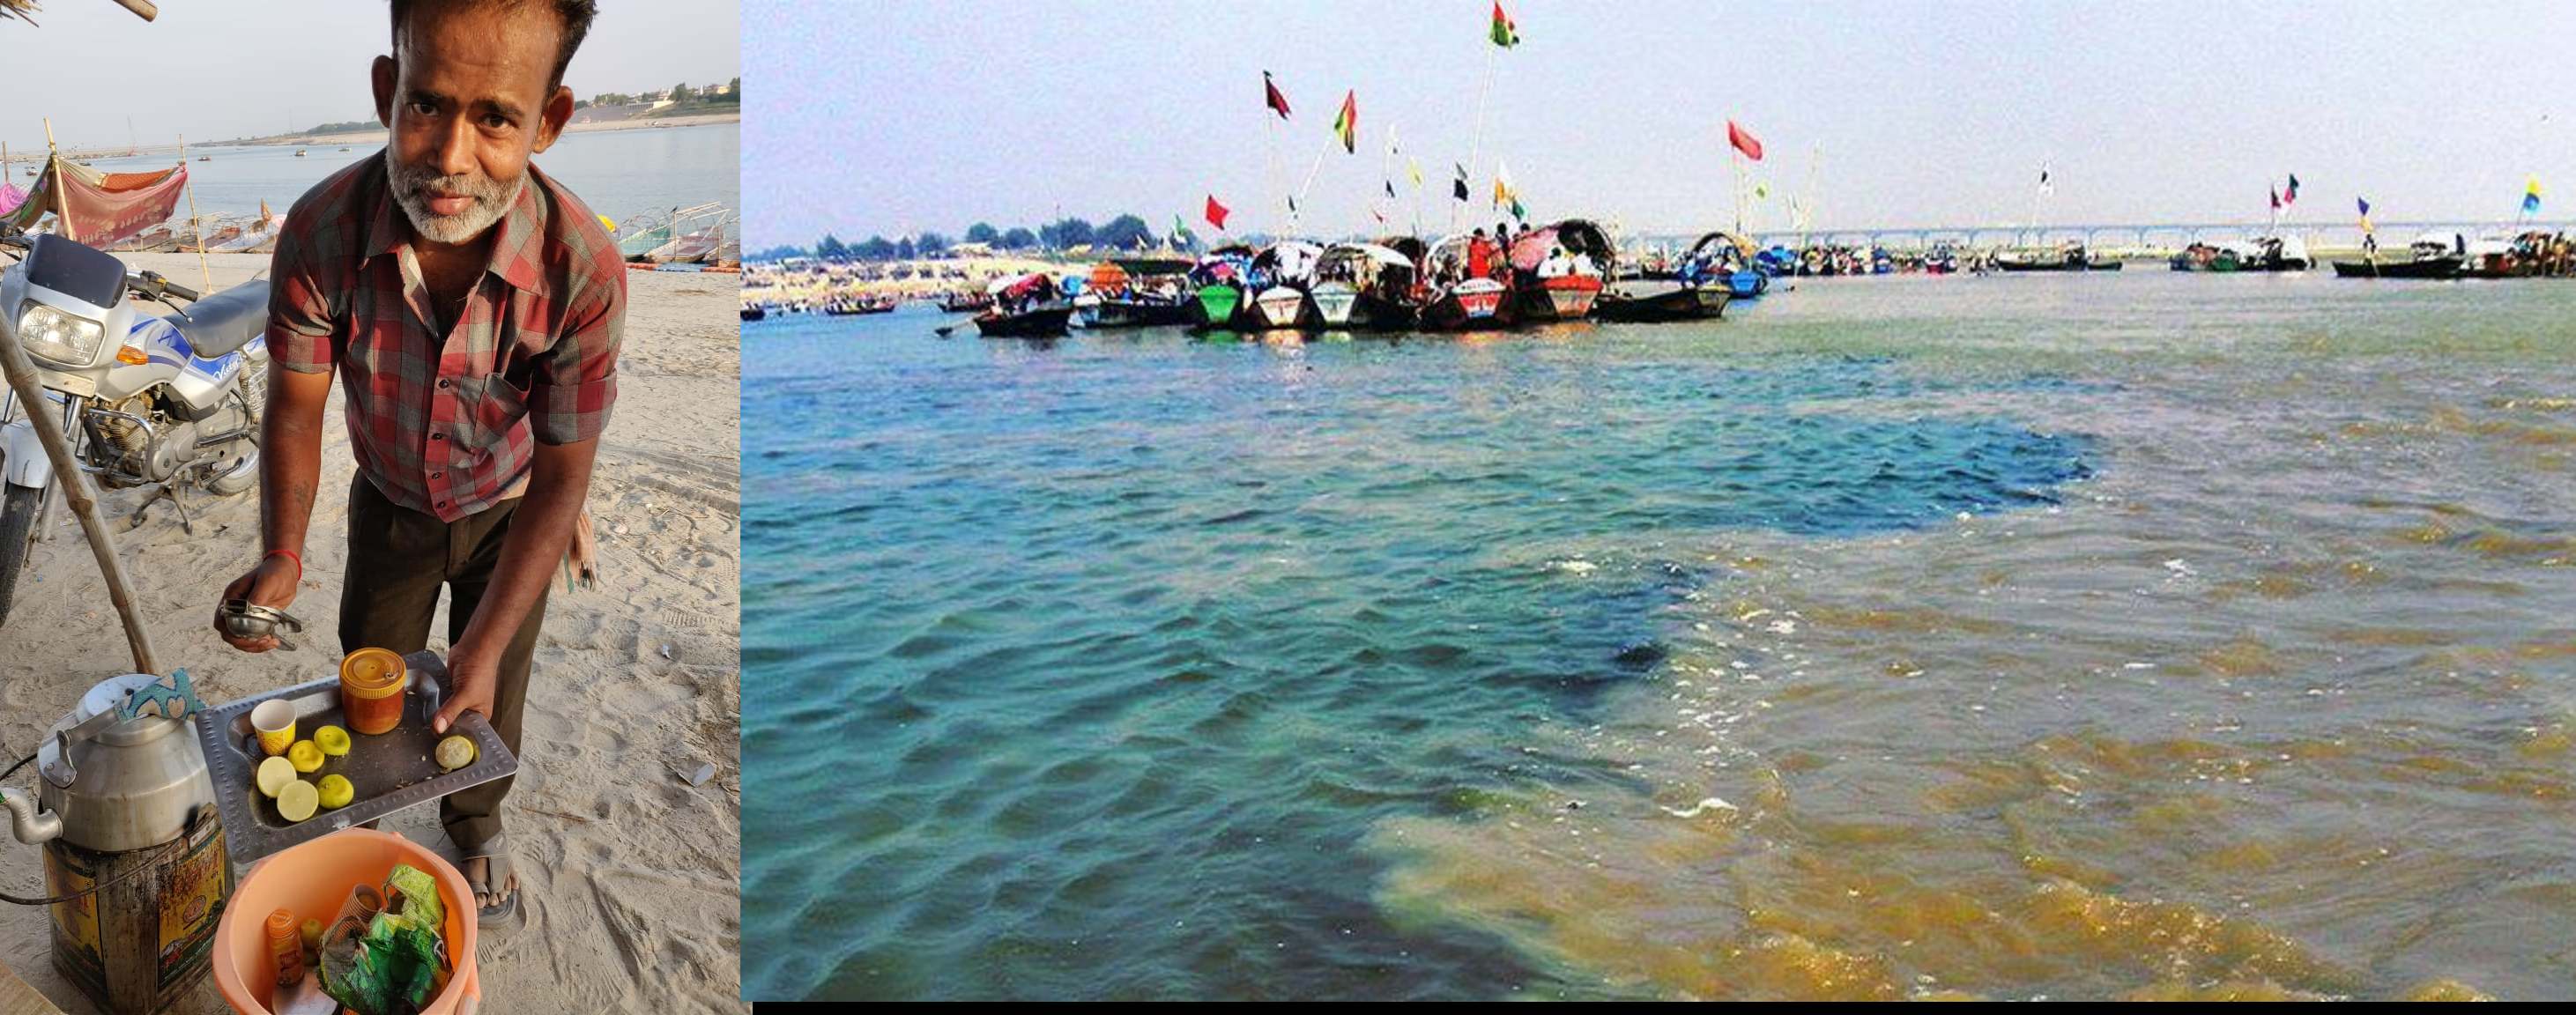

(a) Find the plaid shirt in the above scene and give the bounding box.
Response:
[267,152,622,522]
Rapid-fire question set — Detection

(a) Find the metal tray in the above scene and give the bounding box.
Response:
[193,650,517,865]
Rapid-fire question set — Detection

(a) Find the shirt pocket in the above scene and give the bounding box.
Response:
[450,372,531,452]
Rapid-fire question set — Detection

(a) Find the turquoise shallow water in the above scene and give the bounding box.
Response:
[742,292,2102,999]
[748,273,2576,1000]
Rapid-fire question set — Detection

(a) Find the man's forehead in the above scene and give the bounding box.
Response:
[397,4,561,98]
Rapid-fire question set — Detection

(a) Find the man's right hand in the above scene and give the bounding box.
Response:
[214,555,300,652]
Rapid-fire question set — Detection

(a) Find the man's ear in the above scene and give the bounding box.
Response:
[372,56,397,129]
[531,85,575,153]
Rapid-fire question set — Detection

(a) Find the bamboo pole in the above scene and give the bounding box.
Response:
[44,118,75,243]
[0,323,159,675]
[181,133,210,293]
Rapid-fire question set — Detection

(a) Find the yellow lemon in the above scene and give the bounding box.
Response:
[256,757,296,798]
[287,740,324,774]
[300,919,323,952]
[434,735,477,772]
[314,726,351,757]
[276,779,318,823]
[316,774,354,811]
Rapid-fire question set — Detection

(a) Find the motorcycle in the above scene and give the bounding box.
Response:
[0,232,270,627]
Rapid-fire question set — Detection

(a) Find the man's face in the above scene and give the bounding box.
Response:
[373,4,571,248]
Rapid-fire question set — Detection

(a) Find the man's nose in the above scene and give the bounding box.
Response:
[432,114,478,178]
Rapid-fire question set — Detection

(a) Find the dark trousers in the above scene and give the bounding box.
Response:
[338,471,546,854]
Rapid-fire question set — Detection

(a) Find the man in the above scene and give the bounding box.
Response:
[1466,227,1491,281]
[213,0,618,928]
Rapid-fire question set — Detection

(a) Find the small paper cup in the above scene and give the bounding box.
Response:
[250,700,296,757]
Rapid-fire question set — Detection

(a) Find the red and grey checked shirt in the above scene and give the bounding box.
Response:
[266,152,622,522]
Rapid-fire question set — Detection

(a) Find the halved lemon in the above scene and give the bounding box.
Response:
[287,740,324,774]
[316,774,354,810]
[276,779,319,823]
[314,726,351,757]
[256,757,296,798]
[435,735,477,772]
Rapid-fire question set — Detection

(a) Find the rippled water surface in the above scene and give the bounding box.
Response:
[744,273,2576,1000]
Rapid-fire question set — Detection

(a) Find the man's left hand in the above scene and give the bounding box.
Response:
[434,652,499,734]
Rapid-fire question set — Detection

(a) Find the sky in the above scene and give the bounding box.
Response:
[2,0,739,153]
[746,0,2576,248]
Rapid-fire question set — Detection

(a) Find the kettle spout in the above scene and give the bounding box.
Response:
[1,786,62,844]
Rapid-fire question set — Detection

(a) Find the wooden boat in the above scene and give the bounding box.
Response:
[938,290,992,314]
[1244,241,1325,330]
[974,273,1073,337]
[1309,241,1423,329]
[1076,257,1197,328]
[2332,256,2461,278]
[2169,242,2241,272]
[1506,219,1613,322]
[1593,282,1728,322]
[741,305,768,321]
[974,304,1072,337]
[1185,245,1258,330]
[1419,233,1514,330]
[1996,243,2121,271]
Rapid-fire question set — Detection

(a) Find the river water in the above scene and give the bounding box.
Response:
[742,271,2576,1000]
[16,121,739,225]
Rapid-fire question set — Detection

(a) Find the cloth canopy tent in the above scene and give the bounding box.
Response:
[1,154,189,248]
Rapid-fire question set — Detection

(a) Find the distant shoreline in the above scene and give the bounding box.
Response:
[41,112,739,160]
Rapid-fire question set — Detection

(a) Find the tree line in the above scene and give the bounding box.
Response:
[758,212,1194,263]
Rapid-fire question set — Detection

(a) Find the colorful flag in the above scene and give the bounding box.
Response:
[1264,71,1291,120]
[1333,91,1357,153]
[1453,163,1469,202]
[1173,213,1198,247]
[1407,157,1423,189]
[1727,120,1763,162]
[1490,2,1520,48]
[2283,173,2299,205]
[2038,166,2053,196]
[1385,181,1397,199]
[2525,175,2543,214]
[2356,196,2372,233]
[1205,194,1230,231]
[2269,188,2281,211]
[1493,160,1512,210]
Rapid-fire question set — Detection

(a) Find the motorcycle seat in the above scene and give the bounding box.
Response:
[174,280,271,360]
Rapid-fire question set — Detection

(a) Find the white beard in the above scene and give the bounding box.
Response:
[384,145,524,245]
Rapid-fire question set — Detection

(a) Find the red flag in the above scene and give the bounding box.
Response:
[1205,194,1230,231]
[2269,188,2281,211]
[1727,120,1763,162]
[1263,71,1291,120]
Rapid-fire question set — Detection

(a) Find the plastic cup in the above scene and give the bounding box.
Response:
[250,700,296,757]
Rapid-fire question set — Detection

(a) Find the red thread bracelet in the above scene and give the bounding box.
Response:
[264,548,302,584]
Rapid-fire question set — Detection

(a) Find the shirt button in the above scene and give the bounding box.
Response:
[430,433,445,441]
[438,379,450,389]
[434,501,446,510]
[431,471,443,479]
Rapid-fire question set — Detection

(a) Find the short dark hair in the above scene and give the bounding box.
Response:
[390,0,598,92]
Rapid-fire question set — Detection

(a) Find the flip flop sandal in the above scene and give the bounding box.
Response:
[462,835,521,927]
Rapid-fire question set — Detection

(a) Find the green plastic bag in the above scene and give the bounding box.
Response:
[319,865,454,1015]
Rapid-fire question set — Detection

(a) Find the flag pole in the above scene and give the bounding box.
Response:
[1458,41,1498,233]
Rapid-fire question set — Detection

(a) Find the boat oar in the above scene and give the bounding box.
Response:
[933,322,961,338]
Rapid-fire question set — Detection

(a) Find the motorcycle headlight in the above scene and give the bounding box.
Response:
[17,301,106,366]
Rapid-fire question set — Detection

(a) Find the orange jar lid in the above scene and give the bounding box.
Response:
[265,908,296,937]
[339,648,406,700]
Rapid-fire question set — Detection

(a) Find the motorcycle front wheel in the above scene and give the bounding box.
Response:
[0,481,45,627]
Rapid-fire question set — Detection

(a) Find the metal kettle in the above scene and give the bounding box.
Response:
[4,672,215,851]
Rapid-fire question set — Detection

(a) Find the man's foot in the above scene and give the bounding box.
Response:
[460,835,520,927]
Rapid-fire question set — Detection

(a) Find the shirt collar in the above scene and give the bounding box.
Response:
[361,152,553,298]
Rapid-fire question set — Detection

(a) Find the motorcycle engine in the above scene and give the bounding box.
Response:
[85,398,198,485]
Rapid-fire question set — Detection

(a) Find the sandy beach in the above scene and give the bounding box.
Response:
[0,254,744,1013]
